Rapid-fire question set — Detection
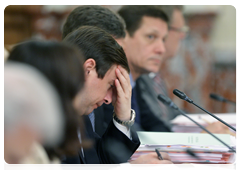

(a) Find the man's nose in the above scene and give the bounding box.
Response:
[104,90,112,104]
[155,40,166,54]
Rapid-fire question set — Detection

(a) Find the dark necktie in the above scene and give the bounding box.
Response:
[131,87,140,124]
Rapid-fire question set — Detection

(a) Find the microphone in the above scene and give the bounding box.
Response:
[157,94,236,153]
[210,93,236,105]
[173,89,236,132]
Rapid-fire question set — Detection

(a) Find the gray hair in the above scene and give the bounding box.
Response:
[4,62,64,147]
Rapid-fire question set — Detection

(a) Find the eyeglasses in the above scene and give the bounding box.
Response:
[169,26,189,33]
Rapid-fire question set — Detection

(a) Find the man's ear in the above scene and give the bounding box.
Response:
[83,58,96,75]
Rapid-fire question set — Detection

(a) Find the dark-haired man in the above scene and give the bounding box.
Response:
[117,5,171,132]
[135,5,187,131]
[62,5,128,136]
[62,5,125,42]
[62,25,172,164]
[63,5,172,133]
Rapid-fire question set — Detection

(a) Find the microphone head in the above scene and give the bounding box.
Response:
[173,89,186,99]
[173,89,193,103]
[210,93,227,102]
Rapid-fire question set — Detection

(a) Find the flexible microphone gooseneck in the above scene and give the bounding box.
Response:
[210,93,236,105]
[157,94,236,153]
[173,89,236,132]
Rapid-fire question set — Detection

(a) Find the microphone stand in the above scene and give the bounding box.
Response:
[173,89,236,132]
[176,108,235,153]
[158,94,236,153]
[191,101,236,131]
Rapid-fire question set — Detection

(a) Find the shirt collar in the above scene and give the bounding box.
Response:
[130,73,136,88]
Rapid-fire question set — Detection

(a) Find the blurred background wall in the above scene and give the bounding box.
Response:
[4,5,236,114]
[161,5,236,114]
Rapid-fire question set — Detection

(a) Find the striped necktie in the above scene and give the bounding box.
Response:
[152,73,169,120]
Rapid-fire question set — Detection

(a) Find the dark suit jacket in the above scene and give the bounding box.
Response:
[95,103,113,137]
[62,113,140,164]
[136,74,179,131]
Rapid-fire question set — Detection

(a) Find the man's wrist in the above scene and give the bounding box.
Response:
[113,109,136,128]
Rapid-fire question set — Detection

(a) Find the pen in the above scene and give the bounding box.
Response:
[155,148,163,160]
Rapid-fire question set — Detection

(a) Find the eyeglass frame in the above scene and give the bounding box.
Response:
[169,25,189,33]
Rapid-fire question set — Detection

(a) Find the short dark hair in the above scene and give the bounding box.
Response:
[118,5,169,37]
[7,40,87,158]
[63,25,130,78]
[62,5,126,39]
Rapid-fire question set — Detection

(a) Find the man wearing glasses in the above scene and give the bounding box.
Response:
[164,5,188,60]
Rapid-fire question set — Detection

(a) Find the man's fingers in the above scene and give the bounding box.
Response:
[118,65,130,82]
[114,78,123,97]
[116,67,131,95]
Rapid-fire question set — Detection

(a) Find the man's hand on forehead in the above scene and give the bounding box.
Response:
[113,65,132,121]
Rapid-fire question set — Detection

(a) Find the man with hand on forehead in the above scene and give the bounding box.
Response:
[63,5,171,133]
[62,6,172,164]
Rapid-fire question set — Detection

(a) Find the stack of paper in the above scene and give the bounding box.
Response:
[131,132,236,164]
